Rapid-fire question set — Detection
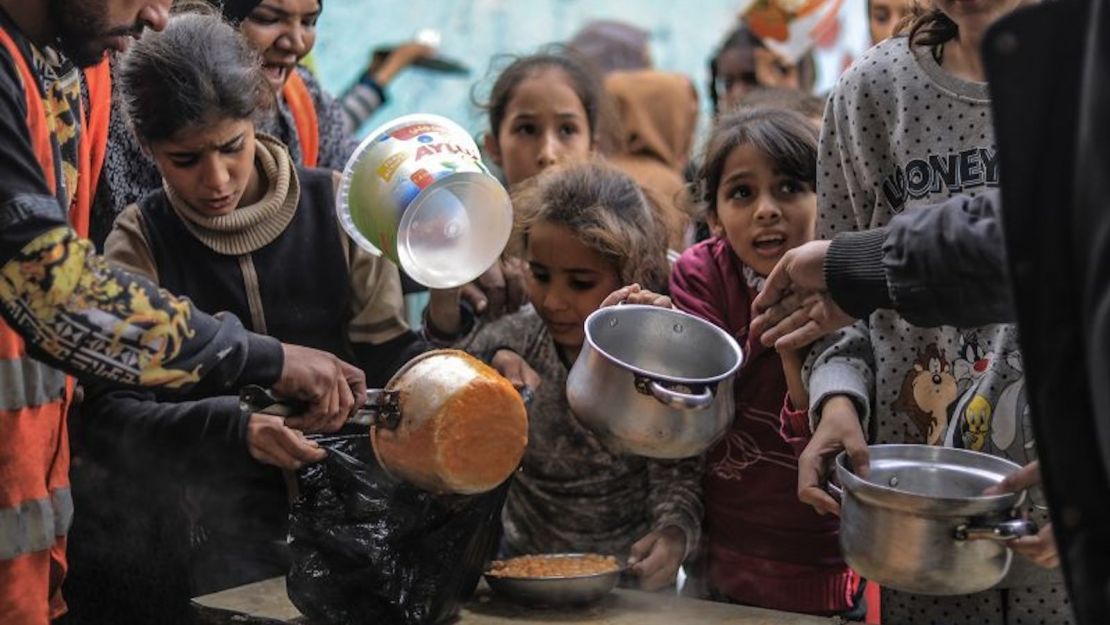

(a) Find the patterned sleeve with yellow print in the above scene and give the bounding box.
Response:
[0,226,284,392]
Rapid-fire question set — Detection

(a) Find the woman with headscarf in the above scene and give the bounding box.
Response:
[604,70,699,251]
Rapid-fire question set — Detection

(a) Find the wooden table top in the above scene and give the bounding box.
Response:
[192,577,841,625]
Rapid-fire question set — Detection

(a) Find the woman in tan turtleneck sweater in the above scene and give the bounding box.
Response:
[79,13,438,597]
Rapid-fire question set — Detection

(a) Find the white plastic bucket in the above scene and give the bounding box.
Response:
[337,114,512,288]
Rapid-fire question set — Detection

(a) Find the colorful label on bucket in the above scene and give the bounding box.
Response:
[391,123,448,141]
[410,168,435,190]
[413,142,482,162]
[377,152,407,182]
[338,114,511,288]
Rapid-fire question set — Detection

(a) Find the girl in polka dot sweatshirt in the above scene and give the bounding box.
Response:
[803,22,1071,625]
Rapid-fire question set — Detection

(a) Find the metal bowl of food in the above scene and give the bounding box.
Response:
[484,553,622,606]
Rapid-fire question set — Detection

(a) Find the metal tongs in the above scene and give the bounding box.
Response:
[239,385,405,429]
[239,384,535,430]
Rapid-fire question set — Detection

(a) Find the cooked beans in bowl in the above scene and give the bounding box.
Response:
[487,554,621,579]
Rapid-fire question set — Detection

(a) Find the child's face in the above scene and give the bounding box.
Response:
[239,0,321,93]
[868,0,910,44]
[525,221,621,354]
[710,143,816,276]
[716,46,802,112]
[715,46,758,111]
[148,117,258,217]
[485,69,593,186]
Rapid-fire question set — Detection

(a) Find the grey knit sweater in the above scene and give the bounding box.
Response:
[455,307,703,561]
[807,36,1062,599]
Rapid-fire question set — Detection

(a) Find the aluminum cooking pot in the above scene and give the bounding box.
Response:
[566,305,743,459]
[833,444,1037,595]
[241,350,529,495]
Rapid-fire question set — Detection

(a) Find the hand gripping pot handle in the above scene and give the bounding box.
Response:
[955,517,1039,542]
[635,376,715,410]
[238,384,402,429]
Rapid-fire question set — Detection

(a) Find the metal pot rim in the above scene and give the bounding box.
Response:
[582,305,743,385]
[836,444,1026,516]
[383,348,472,389]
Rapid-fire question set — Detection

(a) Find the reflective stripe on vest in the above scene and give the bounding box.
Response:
[0,357,65,411]
[0,28,109,578]
[0,488,73,560]
[282,70,319,168]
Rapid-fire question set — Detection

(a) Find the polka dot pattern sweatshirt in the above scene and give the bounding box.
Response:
[806,36,1060,593]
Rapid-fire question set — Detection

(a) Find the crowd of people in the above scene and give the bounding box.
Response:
[0,0,1105,624]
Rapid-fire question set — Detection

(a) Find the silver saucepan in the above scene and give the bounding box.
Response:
[566,305,743,459]
[832,444,1038,595]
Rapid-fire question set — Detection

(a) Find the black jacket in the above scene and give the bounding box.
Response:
[985,1,1110,623]
[826,191,1013,327]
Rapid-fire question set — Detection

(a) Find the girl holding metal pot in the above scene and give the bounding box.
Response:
[74,12,529,600]
[666,107,863,617]
[424,161,703,592]
[797,0,1068,621]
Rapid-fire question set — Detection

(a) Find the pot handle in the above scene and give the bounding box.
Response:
[239,384,401,429]
[954,518,1039,542]
[643,379,715,410]
[826,481,843,503]
[240,385,307,417]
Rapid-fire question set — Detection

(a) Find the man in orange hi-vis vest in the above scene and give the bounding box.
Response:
[0,2,367,623]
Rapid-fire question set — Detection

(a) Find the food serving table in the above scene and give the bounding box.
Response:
[192,576,847,625]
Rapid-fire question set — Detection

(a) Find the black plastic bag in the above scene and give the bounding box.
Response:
[286,429,507,625]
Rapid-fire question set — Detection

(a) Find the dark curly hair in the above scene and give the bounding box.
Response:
[510,160,669,292]
[902,0,959,47]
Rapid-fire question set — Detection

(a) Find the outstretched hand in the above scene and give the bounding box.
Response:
[461,258,529,321]
[600,283,672,309]
[751,241,856,350]
[369,42,437,85]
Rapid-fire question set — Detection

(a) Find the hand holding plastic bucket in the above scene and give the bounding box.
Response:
[337,114,512,288]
